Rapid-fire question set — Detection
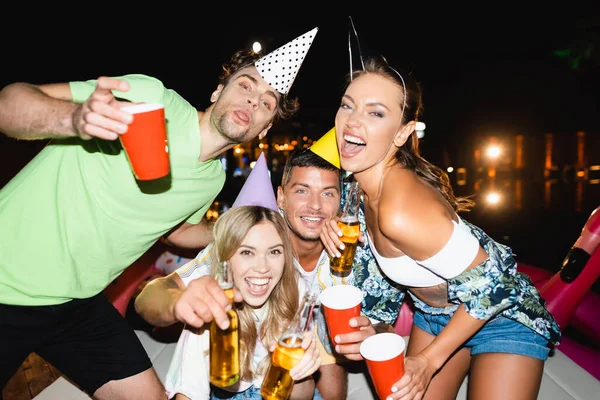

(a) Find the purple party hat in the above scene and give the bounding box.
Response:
[232,152,278,211]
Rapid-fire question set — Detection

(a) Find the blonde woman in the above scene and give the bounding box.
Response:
[164,205,322,399]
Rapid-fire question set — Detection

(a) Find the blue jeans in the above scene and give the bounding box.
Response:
[413,308,551,360]
[210,385,325,400]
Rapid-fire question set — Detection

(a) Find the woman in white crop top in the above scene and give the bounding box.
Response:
[321,57,560,400]
[164,206,322,400]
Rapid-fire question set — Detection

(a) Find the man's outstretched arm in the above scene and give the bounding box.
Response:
[0,77,132,141]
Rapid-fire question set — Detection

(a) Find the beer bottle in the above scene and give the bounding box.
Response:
[209,260,240,387]
[261,291,318,400]
[330,180,361,274]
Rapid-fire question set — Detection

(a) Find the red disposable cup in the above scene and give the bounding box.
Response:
[319,285,363,341]
[360,333,406,399]
[120,103,170,180]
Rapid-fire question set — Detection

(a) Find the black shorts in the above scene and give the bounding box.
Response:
[0,293,153,395]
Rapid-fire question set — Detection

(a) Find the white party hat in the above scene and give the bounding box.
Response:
[255,27,318,94]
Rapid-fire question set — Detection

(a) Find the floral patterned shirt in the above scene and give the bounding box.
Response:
[446,220,562,344]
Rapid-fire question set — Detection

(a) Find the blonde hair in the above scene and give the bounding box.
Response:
[209,206,300,381]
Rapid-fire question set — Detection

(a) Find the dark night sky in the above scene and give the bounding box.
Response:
[1,12,598,165]
[1,11,599,271]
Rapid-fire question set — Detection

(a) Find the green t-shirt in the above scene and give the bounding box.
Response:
[0,74,225,306]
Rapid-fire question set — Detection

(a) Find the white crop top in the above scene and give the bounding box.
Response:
[366,218,480,287]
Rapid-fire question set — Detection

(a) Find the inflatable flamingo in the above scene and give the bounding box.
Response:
[103,246,166,317]
[539,205,600,329]
[520,205,600,380]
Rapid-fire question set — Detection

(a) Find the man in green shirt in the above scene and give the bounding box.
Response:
[0,27,318,400]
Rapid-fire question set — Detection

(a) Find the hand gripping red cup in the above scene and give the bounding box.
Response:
[120,103,170,180]
[360,332,406,399]
[319,284,363,341]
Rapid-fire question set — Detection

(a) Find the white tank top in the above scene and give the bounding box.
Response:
[366,217,480,287]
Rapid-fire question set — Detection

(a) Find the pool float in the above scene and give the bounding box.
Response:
[103,246,165,317]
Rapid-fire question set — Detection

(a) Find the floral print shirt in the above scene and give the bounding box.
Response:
[446,220,562,345]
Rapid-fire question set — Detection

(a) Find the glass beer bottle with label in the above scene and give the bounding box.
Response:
[261,291,318,400]
[209,260,240,387]
[331,180,361,274]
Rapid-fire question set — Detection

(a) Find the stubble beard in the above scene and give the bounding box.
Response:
[210,104,246,145]
[284,213,321,242]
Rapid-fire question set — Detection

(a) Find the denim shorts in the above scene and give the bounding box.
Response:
[412,306,551,361]
[211,385,325,400]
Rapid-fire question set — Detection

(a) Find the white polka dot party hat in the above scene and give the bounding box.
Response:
[255,27,318,94]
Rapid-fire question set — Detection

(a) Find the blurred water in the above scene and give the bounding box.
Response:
[454,178,600,292]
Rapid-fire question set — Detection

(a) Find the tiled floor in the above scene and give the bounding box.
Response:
[3,353,67,400]
[1,244,175,400]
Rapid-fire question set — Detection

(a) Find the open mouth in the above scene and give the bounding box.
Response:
[301,216,324,223]
[342,134,366,157]
[245,277,270,296]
